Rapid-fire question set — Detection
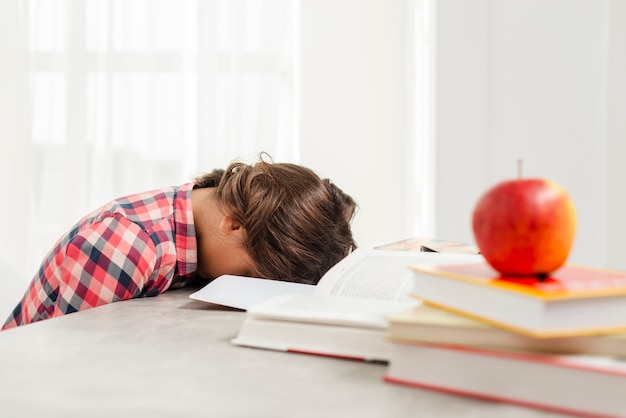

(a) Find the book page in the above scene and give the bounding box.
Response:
[315,248,482,302]
[189,275,315,310]
[189,247,483,310]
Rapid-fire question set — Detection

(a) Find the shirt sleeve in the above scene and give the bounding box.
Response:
[2,213,159,329]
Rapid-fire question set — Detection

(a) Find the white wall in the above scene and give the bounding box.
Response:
[4,0,622,284]
[434,0,626,269]
[299,0,418,248]
[605,0,626,270]
[300,0,625,270]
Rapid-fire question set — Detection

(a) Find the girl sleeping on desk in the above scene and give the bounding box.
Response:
[2,154,357,330]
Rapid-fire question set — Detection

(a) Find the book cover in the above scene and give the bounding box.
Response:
[414,263,626,300]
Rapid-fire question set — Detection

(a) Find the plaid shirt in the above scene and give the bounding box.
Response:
[2,182,198,330]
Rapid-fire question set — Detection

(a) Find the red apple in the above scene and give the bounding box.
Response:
[472,178,577,277]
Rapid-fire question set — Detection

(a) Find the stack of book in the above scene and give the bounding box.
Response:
[384,261,626,417]
[191,239,626,416]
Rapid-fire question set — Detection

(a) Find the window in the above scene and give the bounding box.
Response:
[1,0,298,274]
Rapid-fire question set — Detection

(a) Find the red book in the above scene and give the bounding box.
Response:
[385,340,626,418]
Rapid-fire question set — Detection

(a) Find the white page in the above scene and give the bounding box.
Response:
[315,248,483,302]
[189,247,483,310]
[189,275,315,310]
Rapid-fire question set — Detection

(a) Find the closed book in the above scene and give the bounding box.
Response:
[388,304,626,357]
[384,341,626,418]
[410,262,626,338]
[232,293,414,362]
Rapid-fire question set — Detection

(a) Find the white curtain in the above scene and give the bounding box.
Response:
[0,0,298,280]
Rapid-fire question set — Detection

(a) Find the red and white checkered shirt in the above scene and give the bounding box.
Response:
[2,182,198,330]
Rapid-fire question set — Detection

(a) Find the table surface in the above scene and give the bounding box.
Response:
[0,286,566,418]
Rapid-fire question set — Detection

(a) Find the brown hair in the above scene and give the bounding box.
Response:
[194,156,357,284]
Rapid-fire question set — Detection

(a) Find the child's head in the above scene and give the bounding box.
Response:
[195,156,357,284]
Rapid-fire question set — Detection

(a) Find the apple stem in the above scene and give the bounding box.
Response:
[517,158,523,179]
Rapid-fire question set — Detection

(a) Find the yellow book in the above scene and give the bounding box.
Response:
[410,262,626,338]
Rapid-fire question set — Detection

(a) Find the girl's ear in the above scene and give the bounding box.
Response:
[219,215,243,235]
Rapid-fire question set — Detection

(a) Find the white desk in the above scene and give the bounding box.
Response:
[0,286,564,418]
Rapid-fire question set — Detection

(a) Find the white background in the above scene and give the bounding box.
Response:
[2,0,625,317]
[301,0,626,271]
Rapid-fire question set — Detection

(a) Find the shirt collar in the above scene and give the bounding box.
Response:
[173,182,197,277]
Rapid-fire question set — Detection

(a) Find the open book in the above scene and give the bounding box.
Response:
[189,247,482,309]
[190,247,483,362]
